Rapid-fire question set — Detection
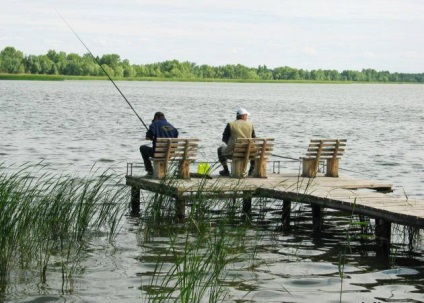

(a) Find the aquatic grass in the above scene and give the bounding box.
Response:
[138,174,261,303]
[0,165,44,281]
[139,163,424,303]
[0,163,128,298]
[142,161,247,235]
[144,219,254,303]
[336,197,380,302]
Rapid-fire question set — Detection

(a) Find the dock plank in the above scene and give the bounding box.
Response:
[125,172,424,228]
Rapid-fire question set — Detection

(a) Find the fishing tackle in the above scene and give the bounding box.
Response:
[57,12,148,130]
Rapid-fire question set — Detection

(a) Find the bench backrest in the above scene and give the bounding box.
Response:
[154,138,199,161]
[232,138,275,160]
[231,138,274,177]
[304,139,346,162]
[152,138,200,179]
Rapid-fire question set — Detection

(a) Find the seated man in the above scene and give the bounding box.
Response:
[217,107,256,176]
[140,112,179,176]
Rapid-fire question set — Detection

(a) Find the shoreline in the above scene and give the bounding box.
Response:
[0,73,419,84]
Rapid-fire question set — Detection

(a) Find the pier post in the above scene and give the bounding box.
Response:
[311,204,322,233]
[242,193,252,222]
[175,196,185,222]
[230,197,237,216]
[282,200,292,231]
[408,226,420,250]
[375,218,391,256]
[130,186,140,216]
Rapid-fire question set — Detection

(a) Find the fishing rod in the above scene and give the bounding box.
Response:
[57,12,149,130]
[271,153,376,177]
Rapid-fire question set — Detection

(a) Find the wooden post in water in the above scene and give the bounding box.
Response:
[242,192,252,221]
[311,204,322,233]
[228,196,236,220]
[375,218,391,256]
[175,196,185,222]
[282,200,292,231]
[408,226,419,250]
[130,186,140,216]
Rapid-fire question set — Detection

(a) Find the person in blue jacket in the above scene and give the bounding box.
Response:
[140,112,179,176]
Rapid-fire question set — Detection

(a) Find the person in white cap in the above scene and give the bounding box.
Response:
[217,107,256,176]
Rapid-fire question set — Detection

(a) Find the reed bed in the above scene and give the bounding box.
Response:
[138,174,261,303]
[3,162,422,302]
[0,163,128,299]
[135,169,423,303]
[134,170,333,303]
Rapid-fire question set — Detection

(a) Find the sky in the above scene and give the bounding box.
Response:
[1,0,424,73]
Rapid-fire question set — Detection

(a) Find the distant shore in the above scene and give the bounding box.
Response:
[0,73,417,84]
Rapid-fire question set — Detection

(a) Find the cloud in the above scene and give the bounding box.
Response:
[1,0,424,72]
[300,47,318,56]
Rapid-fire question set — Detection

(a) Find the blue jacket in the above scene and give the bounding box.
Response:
[146,118,179,151]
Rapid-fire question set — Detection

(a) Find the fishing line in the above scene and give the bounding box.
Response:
[57,11,148,130]
[271,154,298,161]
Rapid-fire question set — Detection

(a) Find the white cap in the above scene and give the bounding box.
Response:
[236,107,250,116]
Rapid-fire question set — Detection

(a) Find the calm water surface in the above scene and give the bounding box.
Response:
[1,80,424,302]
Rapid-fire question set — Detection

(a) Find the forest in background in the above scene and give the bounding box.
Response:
[1,46,423,83]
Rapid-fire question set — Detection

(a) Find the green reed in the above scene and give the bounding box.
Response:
[139,172,259,303]
[0,163,128,297]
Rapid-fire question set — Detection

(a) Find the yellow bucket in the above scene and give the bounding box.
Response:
[197,162,211,175]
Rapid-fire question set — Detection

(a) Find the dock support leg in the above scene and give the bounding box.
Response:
[230,197,237,216]
[130,187,140,216]
[175,196,185,223]
[375,219,391,256]
[311,204,322,233]
[408,227,419,250]
[282,200,292,231]
[242,194,252,222]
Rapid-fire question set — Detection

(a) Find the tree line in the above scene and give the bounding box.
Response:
[1,46,423,83]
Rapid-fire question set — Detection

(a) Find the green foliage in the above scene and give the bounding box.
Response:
[0,47,25,73]
[140,175,260,303]
[1,46,423,82]
[0,163,128,298]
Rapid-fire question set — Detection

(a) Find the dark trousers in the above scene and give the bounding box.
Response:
[217,146,228,164]
[217,146,255,172]
[140,145,154,172]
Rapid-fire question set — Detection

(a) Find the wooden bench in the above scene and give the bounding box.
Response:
[301,139,347,177]
[152,138,200,179]
[231,138,275,178]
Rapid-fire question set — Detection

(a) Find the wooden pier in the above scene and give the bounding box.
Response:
[126,169,424,255]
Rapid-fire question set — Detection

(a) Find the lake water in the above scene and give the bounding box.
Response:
[1,80,424,302]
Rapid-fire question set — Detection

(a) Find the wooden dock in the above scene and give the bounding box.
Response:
[126,170,424,254]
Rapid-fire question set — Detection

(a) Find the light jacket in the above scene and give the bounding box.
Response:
[221,119,255,156]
